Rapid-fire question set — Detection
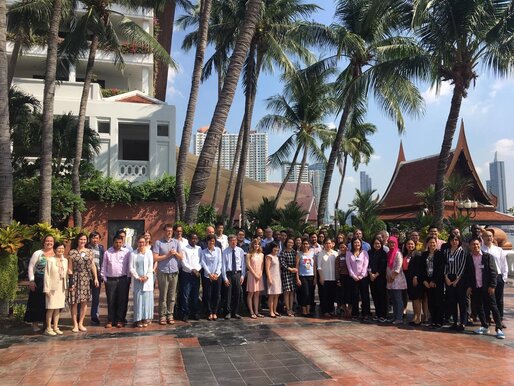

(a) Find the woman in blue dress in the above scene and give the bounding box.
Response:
[129,235,154,327]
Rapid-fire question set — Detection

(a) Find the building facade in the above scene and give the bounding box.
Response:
[360,171,372,193]
[194,128,268,182]
[281,163,310,183]
[486,152,508,213]
[7,3,176,182]
[308,163,328,224]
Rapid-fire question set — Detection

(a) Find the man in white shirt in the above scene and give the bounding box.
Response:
[482,229,508,328]
[215,222,229,250]
[174,224,189,250]
[179,234,202,321]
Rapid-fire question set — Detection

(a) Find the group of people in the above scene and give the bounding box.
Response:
[24,222,508,340]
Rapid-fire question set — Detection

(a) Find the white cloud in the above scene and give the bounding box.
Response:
[422,81,452,104]
[495,138,514,158]
[165,67,184,101]
[466,101,492,116]
[488,78,514,98]
[345,176,355,184]
[370,154,381,160]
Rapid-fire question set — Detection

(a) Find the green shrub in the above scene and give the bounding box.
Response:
[0,253,19,302]
[12,303,27,324]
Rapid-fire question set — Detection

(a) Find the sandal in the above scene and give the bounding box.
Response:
[287,312,294,317]
[257,314,265,318]
[159,318,167,326]
[251,314,257,319]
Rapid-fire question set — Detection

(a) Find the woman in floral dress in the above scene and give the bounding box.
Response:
[68,233,99,333]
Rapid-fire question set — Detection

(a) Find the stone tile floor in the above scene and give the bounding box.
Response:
[1,283,513,385]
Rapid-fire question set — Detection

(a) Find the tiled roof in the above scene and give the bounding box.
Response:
[380,206,514,224]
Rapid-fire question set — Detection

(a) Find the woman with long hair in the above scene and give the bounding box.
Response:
[420,236,445,327]
[368,237,388,322]
[405,238,424,326]
[296,239,316,317]
[386,237,407,324]
[129,235,154,328]
[246,239,265,319]
[265,242,282,317]
[317,238,338,317]
[25,235,55,332]
[346,238,371,319]
[335,240,353,318]
[444,233,468,331]
[43,243,68,335]
[68,233,99,333]
[280,238,298,317]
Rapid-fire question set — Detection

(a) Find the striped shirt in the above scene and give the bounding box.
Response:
[444,246,466,278]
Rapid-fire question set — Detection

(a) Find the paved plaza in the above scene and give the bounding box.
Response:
[1,283,513,385]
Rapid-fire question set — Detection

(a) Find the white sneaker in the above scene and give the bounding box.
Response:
[474,326,489,335]
[496,329,505,339]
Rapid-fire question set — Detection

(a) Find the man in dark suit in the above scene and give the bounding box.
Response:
[467,238,505,339]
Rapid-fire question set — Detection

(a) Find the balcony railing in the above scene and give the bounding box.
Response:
[118,160,148,182]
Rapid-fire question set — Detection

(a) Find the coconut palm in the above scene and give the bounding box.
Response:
[277,201,309,233]
[175,0,213,220]
[39,0,64,223]
[258,61,336,204]
[0,0,12,226]
[412,0,514,229]
[183,0,263,224]
[315,0,427,226]
[349,188,385,239]
[245,196,279,230]
[60,0,173,227]
[227,0,319,225]
[333,104,376,233]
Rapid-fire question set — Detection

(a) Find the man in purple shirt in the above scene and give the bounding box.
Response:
[101,236,131,328]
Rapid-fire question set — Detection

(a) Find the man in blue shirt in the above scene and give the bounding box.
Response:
[153,224,183,325]
[221,235,246,319]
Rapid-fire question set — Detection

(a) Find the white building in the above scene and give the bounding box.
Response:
[308,163,328,223]
[282,162,309,183]
[7,3,176,182]
[194,127,268,182]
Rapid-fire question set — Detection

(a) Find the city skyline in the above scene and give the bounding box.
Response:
[487,152,508,213]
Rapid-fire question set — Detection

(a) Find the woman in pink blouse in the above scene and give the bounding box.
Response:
[346,238,371,319]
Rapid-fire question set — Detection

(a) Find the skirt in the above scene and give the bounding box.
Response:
[24,273,46,323]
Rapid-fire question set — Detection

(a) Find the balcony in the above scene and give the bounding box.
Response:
[118,160,149,182]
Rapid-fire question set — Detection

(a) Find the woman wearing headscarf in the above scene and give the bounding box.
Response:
[386,237,407,324]
[368,237,388,322]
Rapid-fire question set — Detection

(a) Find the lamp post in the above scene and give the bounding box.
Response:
[457,199,478,218]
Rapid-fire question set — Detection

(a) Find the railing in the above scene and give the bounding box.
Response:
[118,160,149,181]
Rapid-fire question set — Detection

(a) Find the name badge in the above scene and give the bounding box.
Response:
[448,258,455,262]
[479,264,484,269]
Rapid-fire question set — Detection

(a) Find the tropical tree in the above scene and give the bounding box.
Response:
[175,0,212,220]
[39,0,64,223]
[333,208,353,232]
[6,0,51,87]
[349,188,385,239]
[60,0,173,227]
[245,196,279,231]
[316,0,427,226]
[414,184,436,216]
[277,201,309,233]
[258,61,336,205]
[412,0,514,229]
[183,0,263,224]
[0,0,12,226]
[228,0,319,225]
[333,104,376,233]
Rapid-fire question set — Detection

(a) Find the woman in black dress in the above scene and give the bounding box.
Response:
[420,236,445,327]
[368,237,388,322]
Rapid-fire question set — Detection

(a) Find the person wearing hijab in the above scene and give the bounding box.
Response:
[386,237,407,324]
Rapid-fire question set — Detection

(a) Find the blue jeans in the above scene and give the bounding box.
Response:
[389,289,403,321]
[179,270,200,318]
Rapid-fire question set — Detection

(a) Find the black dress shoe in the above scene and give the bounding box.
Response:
[232,314,242,319]
[91,318,100,326]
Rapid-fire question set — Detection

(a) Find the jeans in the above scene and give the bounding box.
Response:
[389,289,404,321]
[157,270,179,319]
[179,270,200,318]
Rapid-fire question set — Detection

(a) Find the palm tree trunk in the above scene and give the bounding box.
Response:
[39,0,62,224]
[72,34,99,228]
[0,0,13,226]
[433,82,465,229]
[184,0,262,224]
[175,0,212,221]
[334,153,348,234]
[210,69,224,208]
[317,101,352,226]
[274,143,302,206]
[154,0,176,101]
[221,120,244,220]
[293,146,308,203]
[7,35,21,88]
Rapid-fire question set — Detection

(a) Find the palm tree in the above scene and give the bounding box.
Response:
[6,0,51,88]
[258,61,336,205]
[333,208,353,230]
[349,188,385,239]
[228,0,319,225]
[175,0,213,221]
[414,184,435,216]
[60,0,173,227]
[183,0,263,224]
[277,201,309,233]
[316,0,427,226]
[39,0,64,224]
[333,104,376,233]
[412,0,514,229]
[0,0,12,226]
[245,196,279,230]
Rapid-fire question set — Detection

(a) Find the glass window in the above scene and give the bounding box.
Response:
[157,124,169,137]
[98,121,110,134]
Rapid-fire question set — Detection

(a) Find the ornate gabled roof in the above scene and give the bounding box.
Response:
[380,121,493,211]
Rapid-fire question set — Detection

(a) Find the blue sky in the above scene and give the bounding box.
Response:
[166,0,514,215]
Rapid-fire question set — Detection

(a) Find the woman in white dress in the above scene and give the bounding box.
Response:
[43,243,68,336]
[130,235,154,327]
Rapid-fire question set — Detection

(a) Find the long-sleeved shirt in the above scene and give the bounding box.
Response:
[129,249,154,291]
[346,250,369,280]
[201,247,222,278]
[221,246,246,281]
[481,244,508,281]
[181,244,202,273]
[101,247,131,280]
[444,246,467,278]
[316,250,338,281]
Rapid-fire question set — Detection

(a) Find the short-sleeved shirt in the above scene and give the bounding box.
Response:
[298,250,315,276]
[153,238,182,273]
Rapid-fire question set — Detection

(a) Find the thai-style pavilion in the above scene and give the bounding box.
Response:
[379,122,514,226]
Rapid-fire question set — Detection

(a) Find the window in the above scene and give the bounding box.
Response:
[157,124,169,137]
[98,121,110,134]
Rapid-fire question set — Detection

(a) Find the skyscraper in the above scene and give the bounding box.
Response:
[309,163,328,223]
[360,171,372,193]
[281,163,310,183]
[194,127,268,182]
[486,152,507,213]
